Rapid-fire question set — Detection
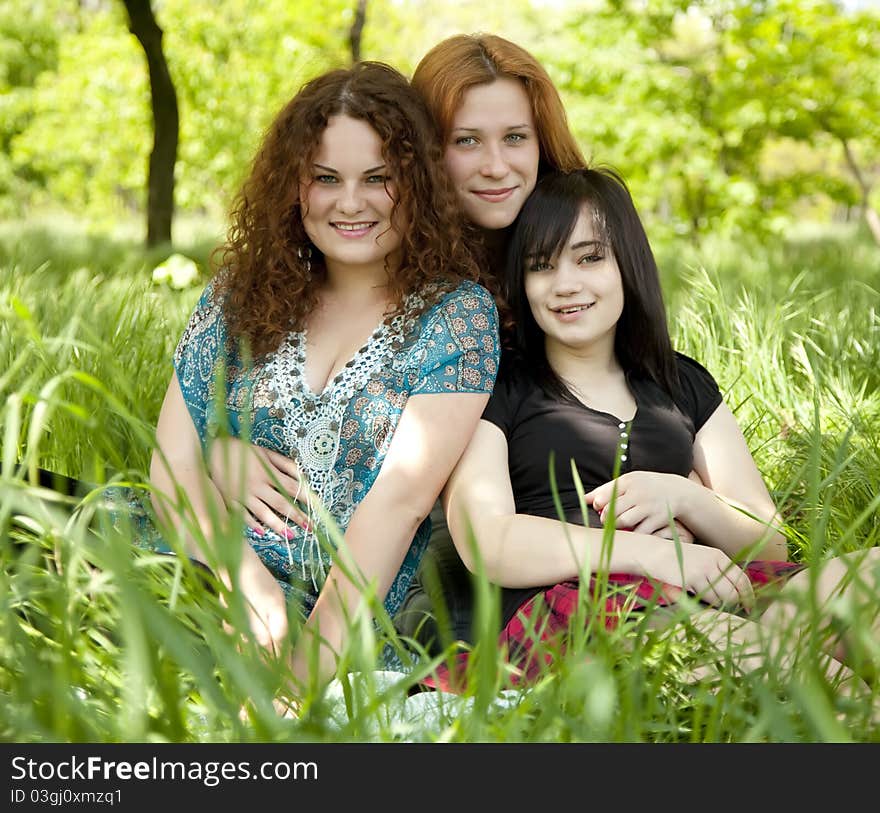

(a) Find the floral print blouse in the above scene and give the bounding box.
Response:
[172,277,499,618]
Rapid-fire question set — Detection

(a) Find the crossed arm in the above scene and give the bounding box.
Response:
[441,402,787,609]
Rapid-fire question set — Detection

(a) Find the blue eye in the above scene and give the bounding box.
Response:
[505,133,527,144]
[454,136,478,147]
[315,174,338,184]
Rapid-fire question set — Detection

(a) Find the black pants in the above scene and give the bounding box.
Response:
[394,502,475,655]
[35,467,91,497]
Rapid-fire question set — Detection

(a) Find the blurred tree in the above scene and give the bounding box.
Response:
[729,0,880,244]
[121,0,178,247]
[349,0,367,63]
[543,0,879,242]
[3,0,877,245]
[0,1,63,215]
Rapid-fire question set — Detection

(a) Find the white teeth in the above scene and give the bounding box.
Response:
[557,304,590,314]
[333,222,374,231]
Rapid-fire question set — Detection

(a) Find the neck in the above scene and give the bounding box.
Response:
[322,258,394,305]
[544,335,621,389]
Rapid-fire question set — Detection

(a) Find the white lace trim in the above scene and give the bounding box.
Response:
[262,297,423,587]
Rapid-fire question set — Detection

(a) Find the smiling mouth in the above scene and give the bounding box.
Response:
[331,221,377,236]
[472,187,516,200]
[552,303,594,314]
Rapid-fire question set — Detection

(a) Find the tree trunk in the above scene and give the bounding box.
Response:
[122,0,179,247]
[349,0,367,64]
[840,136,880,247]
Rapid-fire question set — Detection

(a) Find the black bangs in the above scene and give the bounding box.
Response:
[515,175,583,264]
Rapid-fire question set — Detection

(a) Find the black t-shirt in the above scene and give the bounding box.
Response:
[480,352,723,630]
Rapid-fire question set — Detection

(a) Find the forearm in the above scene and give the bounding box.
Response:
[149,453,233,566]
[457,511,682,589]
[289,486,428,691]
[675,481,787,561]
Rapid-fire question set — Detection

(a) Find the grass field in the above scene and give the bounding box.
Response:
[1,219,878,742]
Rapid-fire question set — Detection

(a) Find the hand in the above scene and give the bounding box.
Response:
[209,436,311,537]
[652,519,696,544]
[587,471,697,537]
[221,544,290,654]
[644,542,755,611]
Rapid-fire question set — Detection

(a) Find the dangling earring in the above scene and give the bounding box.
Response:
[297,245,312,277]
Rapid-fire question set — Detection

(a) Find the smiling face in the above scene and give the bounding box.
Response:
[524,206,624,358]
[301,114,402,277]
[443,78,541,230]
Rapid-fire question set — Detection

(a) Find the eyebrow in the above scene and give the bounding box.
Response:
[450,124,533,133]
[571,240,604,250]
[312,163,387,174]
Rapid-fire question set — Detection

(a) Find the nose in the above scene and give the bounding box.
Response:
[336,182,365,214]
[479,143,509,179]
[551,260,582,296]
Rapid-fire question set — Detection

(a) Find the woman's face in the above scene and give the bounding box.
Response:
[444,78,540,230]
[302,114,402,275]
[524,206,624,356]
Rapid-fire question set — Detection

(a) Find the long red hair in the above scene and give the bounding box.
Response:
[411,33,586,176]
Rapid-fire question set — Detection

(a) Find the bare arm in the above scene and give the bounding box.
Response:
[288,391,491,692]
[442,420,754,606]
[150,373,290,649]
[688,402,787,559]
[588,404,787,561]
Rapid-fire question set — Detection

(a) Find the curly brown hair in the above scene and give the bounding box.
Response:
[213,61,482,358]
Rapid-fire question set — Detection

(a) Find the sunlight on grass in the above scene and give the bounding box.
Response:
[1,223,879,742]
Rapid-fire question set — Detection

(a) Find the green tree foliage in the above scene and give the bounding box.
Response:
[6,0,352,227]
[540,0,880,241]
[0,0,63,214]
[2,0,879,243]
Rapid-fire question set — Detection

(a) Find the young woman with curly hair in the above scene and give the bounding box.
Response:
[147,61,500,701]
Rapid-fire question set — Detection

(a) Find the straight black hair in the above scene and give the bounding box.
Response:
[504,167,679,402]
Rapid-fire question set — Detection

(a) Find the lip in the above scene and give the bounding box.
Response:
[550,302,594,322]
[471,187,517,202]
[330,221,377,239]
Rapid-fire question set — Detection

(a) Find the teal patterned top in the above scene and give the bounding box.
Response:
[171,277,499,618]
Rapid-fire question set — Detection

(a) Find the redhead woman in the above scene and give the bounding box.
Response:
[411,33,585,274]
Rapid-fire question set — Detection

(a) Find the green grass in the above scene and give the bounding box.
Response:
[1,220,879,742]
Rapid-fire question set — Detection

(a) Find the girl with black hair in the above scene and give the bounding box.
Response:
[427,167,879,691]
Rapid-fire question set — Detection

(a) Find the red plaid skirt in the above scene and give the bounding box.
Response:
[420,560,805,693]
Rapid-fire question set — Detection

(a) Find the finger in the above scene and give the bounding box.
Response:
[616,505,653,532]
[258,484,309,527]
[246,499,293,538]
[716,564,753,610]
[589,482,614,510]
[272,471,304,499]
[634,514,677,538]
[265,448,303,479]
[242,507,269,536]
[671,522,695,544]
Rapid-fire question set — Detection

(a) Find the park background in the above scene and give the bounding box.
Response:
[1,0,879,743]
